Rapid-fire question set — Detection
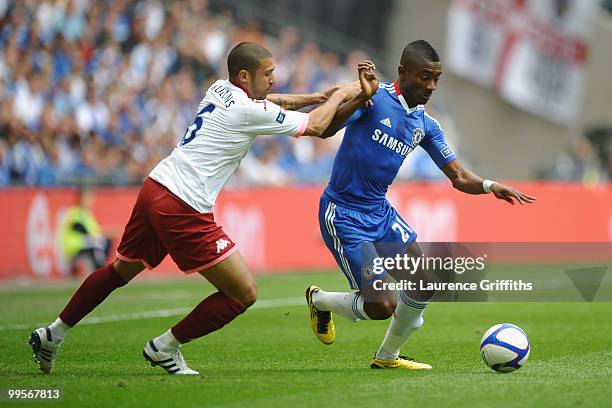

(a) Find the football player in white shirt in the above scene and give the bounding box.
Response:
[29,42,379,375]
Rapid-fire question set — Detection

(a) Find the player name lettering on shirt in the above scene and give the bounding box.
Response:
[371,128,414,157]
[211,84,236,108]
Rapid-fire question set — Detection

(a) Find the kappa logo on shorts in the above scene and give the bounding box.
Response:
[216,238,231,254]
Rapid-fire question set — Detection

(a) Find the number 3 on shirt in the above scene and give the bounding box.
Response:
[179,104,216,146]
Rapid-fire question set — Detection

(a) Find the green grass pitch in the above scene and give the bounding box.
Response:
[1,271,610,407]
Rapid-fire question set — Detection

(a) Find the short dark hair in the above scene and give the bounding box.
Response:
[227,42,272,79]
[400,40,440,66]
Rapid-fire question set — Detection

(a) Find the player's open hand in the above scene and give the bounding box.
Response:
[358,60,378,101]
[491,183,536,206]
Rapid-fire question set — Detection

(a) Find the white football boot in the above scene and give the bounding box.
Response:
[143,340,199,375]
[29,327,61,374]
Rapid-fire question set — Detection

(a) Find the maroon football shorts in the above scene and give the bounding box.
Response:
[116,177,236,273]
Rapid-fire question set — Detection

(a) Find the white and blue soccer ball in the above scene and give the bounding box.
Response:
[480,323,530,372]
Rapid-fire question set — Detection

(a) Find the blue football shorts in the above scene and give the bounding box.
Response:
[318,194,417,290]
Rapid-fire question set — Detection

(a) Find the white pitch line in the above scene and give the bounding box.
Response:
[0,296,304,332]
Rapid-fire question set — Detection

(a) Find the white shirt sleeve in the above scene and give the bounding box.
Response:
[244,99,309,137]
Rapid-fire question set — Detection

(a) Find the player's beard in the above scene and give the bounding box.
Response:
[249,79,269,100]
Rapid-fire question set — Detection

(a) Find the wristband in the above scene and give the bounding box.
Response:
[483,179,496,193]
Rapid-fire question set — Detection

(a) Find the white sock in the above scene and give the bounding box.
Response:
[49,318,70,343]
[375,291,427,361]
[153,329,182,352]
[312,290,369,321]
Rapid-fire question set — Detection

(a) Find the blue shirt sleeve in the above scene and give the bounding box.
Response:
[420,111,457,169]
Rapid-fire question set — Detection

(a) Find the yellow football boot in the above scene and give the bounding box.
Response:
[305,286,336,345]
[371,355,432,370]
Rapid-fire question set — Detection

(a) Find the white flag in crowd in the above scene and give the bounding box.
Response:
[446,0,599,125]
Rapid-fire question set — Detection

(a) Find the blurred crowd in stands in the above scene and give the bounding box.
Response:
[0,0,610,188]
[0,0,380,187]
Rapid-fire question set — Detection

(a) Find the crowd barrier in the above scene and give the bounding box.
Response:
[1,182,610,280]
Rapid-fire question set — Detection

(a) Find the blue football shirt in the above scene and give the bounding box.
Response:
[324,82,457,211]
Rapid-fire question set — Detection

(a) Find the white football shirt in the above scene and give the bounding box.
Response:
[149,79,309,213]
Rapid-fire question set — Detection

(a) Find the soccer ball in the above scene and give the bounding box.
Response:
[480,323,530,372]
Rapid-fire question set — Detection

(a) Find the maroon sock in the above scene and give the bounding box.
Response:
[171,292,246,343]
[59,263,127,327]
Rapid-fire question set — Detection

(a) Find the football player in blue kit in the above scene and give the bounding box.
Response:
[306,40,536,369]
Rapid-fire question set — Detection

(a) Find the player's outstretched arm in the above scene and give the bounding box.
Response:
[320,61,379,139]
[442,160,536,205]
[267,93,327,110]
[267,84,352,110]
[304,61,378,137]
[300,88,349,137]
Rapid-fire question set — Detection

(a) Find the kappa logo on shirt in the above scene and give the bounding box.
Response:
[276,111,286,124]
[216,238,231,254]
